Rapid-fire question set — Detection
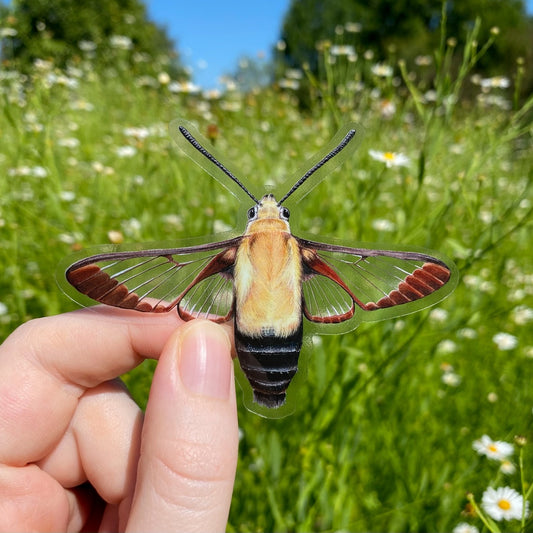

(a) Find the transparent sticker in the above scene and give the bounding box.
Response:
[58,120,458,418]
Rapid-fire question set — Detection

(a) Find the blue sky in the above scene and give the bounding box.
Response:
[147,0,533,90]
[146,0,291,89]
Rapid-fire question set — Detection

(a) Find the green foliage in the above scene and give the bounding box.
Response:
[278,0,533,97]
[1,15,532,533]
[1,0,185,78]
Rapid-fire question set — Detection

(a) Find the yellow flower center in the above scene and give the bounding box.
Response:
[498,499,511,511]
[384,152,395,160]
[488,444,498,453]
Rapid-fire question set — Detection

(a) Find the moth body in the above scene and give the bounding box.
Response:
[233,194,303,407]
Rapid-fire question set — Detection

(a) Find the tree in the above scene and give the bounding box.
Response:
[279,0,531,79]
[1,0,186,77]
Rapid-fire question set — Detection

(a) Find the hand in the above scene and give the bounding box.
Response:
[0,307,238,532]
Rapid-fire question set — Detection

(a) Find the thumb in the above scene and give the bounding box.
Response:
[126,320,238,533]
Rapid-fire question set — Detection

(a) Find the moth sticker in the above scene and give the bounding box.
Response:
[62,121,457,415]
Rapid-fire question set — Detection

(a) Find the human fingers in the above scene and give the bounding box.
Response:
[35,379,142,521]
[0,307,181,465]
[0,463,70,532]
[126,320,238,533]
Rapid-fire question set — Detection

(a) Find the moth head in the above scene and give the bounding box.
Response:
[246,194,291,226]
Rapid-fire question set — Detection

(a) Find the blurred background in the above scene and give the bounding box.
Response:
[1,1,532,532]
[1,0,532,95]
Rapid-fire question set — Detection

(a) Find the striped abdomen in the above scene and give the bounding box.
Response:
[233,226,304,408]
[235,323,303,408]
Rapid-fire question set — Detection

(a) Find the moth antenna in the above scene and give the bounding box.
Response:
[278,129,357,205]
[178,126,260,204]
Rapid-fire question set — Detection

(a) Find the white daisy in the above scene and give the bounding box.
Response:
[415,55,433,66]
[492,332,518,350]
[371,218,395,232]
[368,149,410,168]
[285,68,303,80]
[31,166,48,178]
[279,78,300,90]
[429,308,448,323]
[473,435,514,460]
[0,27,18,37]
[436,339,457,354]
[213,219,232,233]
[57,137,80,148]
[107,230,124,244]
[121,217,142,237]
[512,305,533,325]
[330,45,356,57]
[158,71,170,85]
[345,22,362,33]
[380,99,396,118]
[442,370,461,387]
[109,35,133,50]
[78,40,97,52]
[203,89,222,100]
[487,392,498,403]
[500,460,516,475]
[115,145,137,158]
[123,127,150,140]
[168,80,201,94]
[457,327,477,339]
[59,191,75,202]
[371,63,393,77]
[480,76,511,90]
[481,486,528,521]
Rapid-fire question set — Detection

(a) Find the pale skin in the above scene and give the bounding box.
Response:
[0,307,239,532]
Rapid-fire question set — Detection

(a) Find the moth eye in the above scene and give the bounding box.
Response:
[280,207,290,220]
[247,206,257,219]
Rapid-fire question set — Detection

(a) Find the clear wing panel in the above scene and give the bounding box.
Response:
[299,237,457,324]
[178,271,233,320]
[64,240,239,320]
[302,272,353,321]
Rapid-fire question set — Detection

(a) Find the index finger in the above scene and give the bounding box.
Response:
[9,307,183,387]
[0,307,182,464]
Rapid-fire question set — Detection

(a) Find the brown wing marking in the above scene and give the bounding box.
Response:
[361,262,450,310]
[66,263,157,311]
[300,246,452,317]
[66,247,237,316]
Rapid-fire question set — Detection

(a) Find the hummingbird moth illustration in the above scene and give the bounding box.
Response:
[62,121,457,413]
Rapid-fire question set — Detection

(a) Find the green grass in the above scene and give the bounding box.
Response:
[1,24,532,533]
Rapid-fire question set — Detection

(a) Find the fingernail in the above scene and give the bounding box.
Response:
[179,321,232,400]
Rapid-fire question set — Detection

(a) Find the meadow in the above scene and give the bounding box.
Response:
[1,19,532,533]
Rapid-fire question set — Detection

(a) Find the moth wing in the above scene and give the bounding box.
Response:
[298,237,457,324]
[63,237,241,322]
[301,268,355,323]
